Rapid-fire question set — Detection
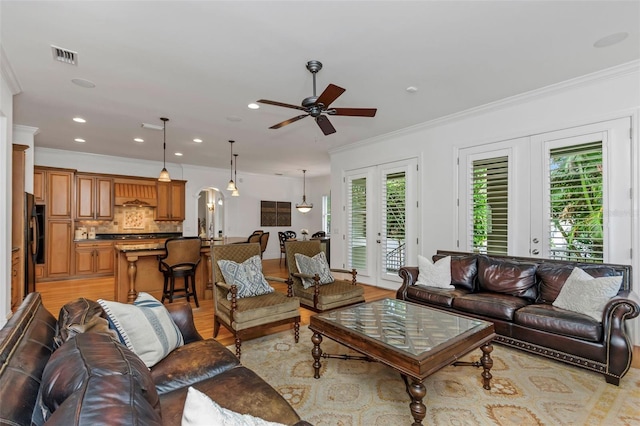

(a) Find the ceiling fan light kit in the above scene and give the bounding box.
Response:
[158,117,171,182]
[296,169,313,213]
[257,60,377,135]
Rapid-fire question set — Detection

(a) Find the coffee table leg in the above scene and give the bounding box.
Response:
[406,378,427,425]
[480,342,493,390]
[311,332,323,379]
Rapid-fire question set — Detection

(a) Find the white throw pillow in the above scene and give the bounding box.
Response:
[181,387,286,426]
[416,255,454,289]
[552,267,622,321]
[294,251,334,289]
[217,255,275,300]
[98,292,184,367]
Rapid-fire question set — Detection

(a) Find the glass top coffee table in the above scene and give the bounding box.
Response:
[308,298,496,425]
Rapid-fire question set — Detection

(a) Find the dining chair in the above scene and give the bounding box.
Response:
[258,232,270,258]
[284,240,364,312]
[211,243,300,359]
[158,237,202,307]
[311,231,326,238]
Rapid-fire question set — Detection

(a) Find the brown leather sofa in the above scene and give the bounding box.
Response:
[0,292,311,425]
[396,250,639,385]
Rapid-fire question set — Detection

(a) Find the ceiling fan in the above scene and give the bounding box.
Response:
[257,60,377,135]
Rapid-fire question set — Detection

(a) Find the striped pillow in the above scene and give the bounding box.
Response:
[98,292,184,367]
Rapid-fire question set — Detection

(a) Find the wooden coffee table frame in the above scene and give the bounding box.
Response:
[309,299,496,426]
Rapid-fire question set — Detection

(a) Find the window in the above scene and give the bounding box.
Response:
[548,142,603,262]
[322,194,331,235]
[382,171,407,272]
[471,156,509,255]
[347,176,367,270]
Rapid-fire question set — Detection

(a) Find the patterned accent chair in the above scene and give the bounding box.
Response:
[285,240,365,312]
[211,243,300,359]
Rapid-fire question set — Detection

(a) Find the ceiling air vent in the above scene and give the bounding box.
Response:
[51,45,78,65]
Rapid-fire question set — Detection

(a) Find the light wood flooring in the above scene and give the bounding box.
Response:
[35,259,395,348]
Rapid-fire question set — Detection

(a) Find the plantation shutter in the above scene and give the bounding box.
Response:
[381,171,406,274]
[547,141,603,262]
[471,156,508,254]
[347,176,367,270]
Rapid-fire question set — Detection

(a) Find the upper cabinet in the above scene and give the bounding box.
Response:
[76,174,114,220]
[47,170,74,219]
[156,181,185,221]
[33,168,46,204]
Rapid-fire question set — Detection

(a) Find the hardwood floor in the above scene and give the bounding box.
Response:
[36,259,395,348]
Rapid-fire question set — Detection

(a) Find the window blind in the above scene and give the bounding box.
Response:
[471,156,508,254]
[381,171,406,273]
[348,177,367,269]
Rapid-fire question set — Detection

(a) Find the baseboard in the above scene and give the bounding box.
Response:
[633,345,640,369]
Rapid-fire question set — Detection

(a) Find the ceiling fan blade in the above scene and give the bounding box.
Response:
[257,99,306,111]
[316,115,336,135]
[330,107,377,117]
[316,84,346,108]
[269,114,308,129]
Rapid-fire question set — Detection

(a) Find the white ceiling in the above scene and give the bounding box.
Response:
[2,1,639,177]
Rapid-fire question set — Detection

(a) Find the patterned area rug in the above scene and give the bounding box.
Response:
[233,327,640,426]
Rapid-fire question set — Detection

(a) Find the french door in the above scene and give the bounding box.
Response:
[458,118,632,263]
[345,158,418,289]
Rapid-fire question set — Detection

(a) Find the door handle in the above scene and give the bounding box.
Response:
[376,240,381,244]
[532,249,540,255]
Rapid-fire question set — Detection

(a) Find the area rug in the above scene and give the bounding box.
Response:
[233,327,640,426]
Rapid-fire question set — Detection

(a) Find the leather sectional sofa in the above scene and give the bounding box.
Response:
[396,250,639,385]
[0,292,310,425]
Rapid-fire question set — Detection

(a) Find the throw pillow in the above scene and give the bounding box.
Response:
[97,292,184,367]
[416,255,454,289]
[294,251,334,289]
[182,387,286,426]
[552,267,622,321]
[217,255,275,300]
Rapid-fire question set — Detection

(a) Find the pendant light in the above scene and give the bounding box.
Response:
[226,140,236,191]
[296,169,313,213]
[231,154,239,197]
[158,117,171,182]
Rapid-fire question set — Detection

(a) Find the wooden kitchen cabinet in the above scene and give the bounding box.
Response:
[34,168,46,204]
[76,174,114,220]
[46,220,72,277]
[11,250,21,312]
[156,181,185,221]
[47,170,73,219]
[75,241,114,276]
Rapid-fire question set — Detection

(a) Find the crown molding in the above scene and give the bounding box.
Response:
[13,124,40,136]
[330,60,640,155]
[0,46,22,95]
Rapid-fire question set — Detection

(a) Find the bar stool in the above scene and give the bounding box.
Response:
[158,237,201,307]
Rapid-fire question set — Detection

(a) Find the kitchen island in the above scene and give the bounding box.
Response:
[114,238,245,303]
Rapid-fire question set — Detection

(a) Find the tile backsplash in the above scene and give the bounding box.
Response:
[77,207,182,234]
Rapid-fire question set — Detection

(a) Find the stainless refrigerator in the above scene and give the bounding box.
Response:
[24,193,40,295]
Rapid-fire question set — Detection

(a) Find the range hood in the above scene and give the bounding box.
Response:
[114,181,158,207]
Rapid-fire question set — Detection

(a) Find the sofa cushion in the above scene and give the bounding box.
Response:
[536,263,621,304]
[433,254,477,291]
[416,255,453,289]
[476,255,538,300]
[98,292,184,367]
[182,386,286,426]
[552,267,622,321]
[406,285,469,308]
[41,332,160,420]
[151,338,241,395]
[452,293,531,321]
[514,304,602,342]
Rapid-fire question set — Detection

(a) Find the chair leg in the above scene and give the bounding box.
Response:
[235,336,242,360]
[169,276,175,303]
[213,317,221,337]
[190,273,199,308]
[161,274,169,304]
[183,276,191,304]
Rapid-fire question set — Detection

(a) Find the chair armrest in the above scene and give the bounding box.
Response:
[265,275,287,283]
[164,301,203,344]
[396,266,419,300]
[214,281,232,291]
[330,268,357,285]
[293,272,317,280]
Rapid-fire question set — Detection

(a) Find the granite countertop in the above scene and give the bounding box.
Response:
[93,232,183,241]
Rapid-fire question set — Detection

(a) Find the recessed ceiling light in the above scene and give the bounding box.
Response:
[71,78,96,88]
[193,138,203,143]
[594,32,628,48]
[248,103,260,109]
[73,117,86,123]
[174,152,183,156]
[134,138,144,143]
[74,138,86,143]
[406,86,418,93]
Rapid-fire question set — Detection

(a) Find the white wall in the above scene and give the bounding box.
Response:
[331,62,640,342]
[35,148,330,260]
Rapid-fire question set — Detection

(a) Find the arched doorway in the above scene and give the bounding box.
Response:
[197,188,224,239]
